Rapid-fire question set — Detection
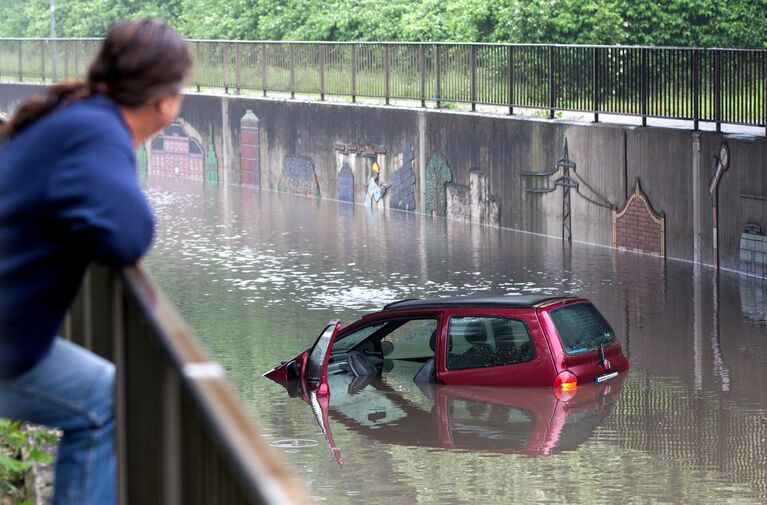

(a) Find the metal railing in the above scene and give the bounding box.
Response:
[2,38,766,131]
[63,265,309,505]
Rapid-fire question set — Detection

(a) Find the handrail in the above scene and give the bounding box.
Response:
[63,265,309,505]
[2,37,767,51]
[2,38,766,132]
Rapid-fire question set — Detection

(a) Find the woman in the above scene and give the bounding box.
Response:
[0,19,191,504]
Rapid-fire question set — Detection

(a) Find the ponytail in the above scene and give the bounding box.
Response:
[1,81,92,139]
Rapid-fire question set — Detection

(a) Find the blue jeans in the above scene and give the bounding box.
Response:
[0,338,116,505]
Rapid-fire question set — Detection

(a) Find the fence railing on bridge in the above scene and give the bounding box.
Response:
[1,38,766,132]
[63,265,309,505]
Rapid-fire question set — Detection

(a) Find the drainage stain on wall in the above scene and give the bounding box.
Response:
[446,171,501,226]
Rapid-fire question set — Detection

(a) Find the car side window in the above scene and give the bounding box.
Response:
[381,319,438,360]
[447,316,534,370]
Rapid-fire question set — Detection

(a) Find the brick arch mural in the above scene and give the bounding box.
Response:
[613,179,666,257]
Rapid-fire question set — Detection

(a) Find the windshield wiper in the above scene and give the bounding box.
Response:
[595,332,614,368]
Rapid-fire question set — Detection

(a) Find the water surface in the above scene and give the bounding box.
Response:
[144,177,767,504]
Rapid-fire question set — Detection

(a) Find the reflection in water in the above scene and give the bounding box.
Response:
[144,178,767,504]
[277,369,626,458]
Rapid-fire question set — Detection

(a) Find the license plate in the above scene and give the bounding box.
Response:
[595,371,618,383]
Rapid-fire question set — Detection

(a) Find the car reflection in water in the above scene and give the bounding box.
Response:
[269,359,626,462]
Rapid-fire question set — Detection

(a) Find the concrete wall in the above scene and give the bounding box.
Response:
[2,82,765,274]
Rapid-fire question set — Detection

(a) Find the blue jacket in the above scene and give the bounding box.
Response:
[0,94,154,379]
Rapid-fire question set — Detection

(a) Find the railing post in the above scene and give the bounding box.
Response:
[763,50,767,136]
[41,40,46,83]
[290,43,295,99]
[508,45,514,115]
[51,37,57,82]
[641,48,647,127]
[351,44,357,103]
[162,367,181,505]
[261,42,267,97]
[74,40,79,78]
[592,47,599,122]
[715,50,722,132]
[18,40,23,81]
[195,43,201,92]
[235,42,241,94]
[63,41,69,80]
[419,44,426,107]
[693,49,700,131]
[112,279,128,505]
[548,45,555,118]
[470,44,477,111]
[384,44,390,105]
[435,44,441,109]
[320,44,325,101]
[223,43,229,94]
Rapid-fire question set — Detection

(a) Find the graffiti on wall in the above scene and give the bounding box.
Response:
[446,171,500,226]
[612,179,666,257]
[334,143,386,205]
[240,110,260,187]
[278,157,320,198]
[205,125,219,183]
[136,143,148,176]
[389,145,417,212]
[338,162,354,203]
[739,224,767,324]
[522,139,615,242]
[424,152,453,217]
[740,223,767,277]
[150,121,205,181]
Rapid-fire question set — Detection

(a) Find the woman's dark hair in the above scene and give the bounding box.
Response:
[2,18,192,138]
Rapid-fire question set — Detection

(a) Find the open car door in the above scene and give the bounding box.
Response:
[304,320,342,397]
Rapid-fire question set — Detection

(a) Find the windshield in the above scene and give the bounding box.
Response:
[332,323,387,353]
[549,302,616,355]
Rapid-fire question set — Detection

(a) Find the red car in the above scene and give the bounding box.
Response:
[265,295,629,394]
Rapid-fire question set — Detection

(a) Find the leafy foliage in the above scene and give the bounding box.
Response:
[0,419,55,502]
[0,1,765,47]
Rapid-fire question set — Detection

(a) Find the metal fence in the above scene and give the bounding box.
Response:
[2,38,766,131]
[63,265,309,505]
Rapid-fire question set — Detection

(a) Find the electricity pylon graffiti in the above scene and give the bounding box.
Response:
[521,139,615,242]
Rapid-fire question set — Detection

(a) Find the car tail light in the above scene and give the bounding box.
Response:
[553,370,578,391]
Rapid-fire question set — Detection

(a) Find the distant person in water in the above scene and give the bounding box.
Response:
[0,19,191,505]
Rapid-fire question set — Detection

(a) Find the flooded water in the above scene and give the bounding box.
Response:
[143,177,767,504]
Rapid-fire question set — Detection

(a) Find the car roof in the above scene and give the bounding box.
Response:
[382,295,577,311]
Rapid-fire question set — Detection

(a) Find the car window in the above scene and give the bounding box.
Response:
[332,323,388,353]
[381,319,438,360]
[447,316,534,370]
[549,302,616,355]
[306,322,340,381]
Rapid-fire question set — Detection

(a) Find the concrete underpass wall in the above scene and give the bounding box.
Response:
[2,82,765,274]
